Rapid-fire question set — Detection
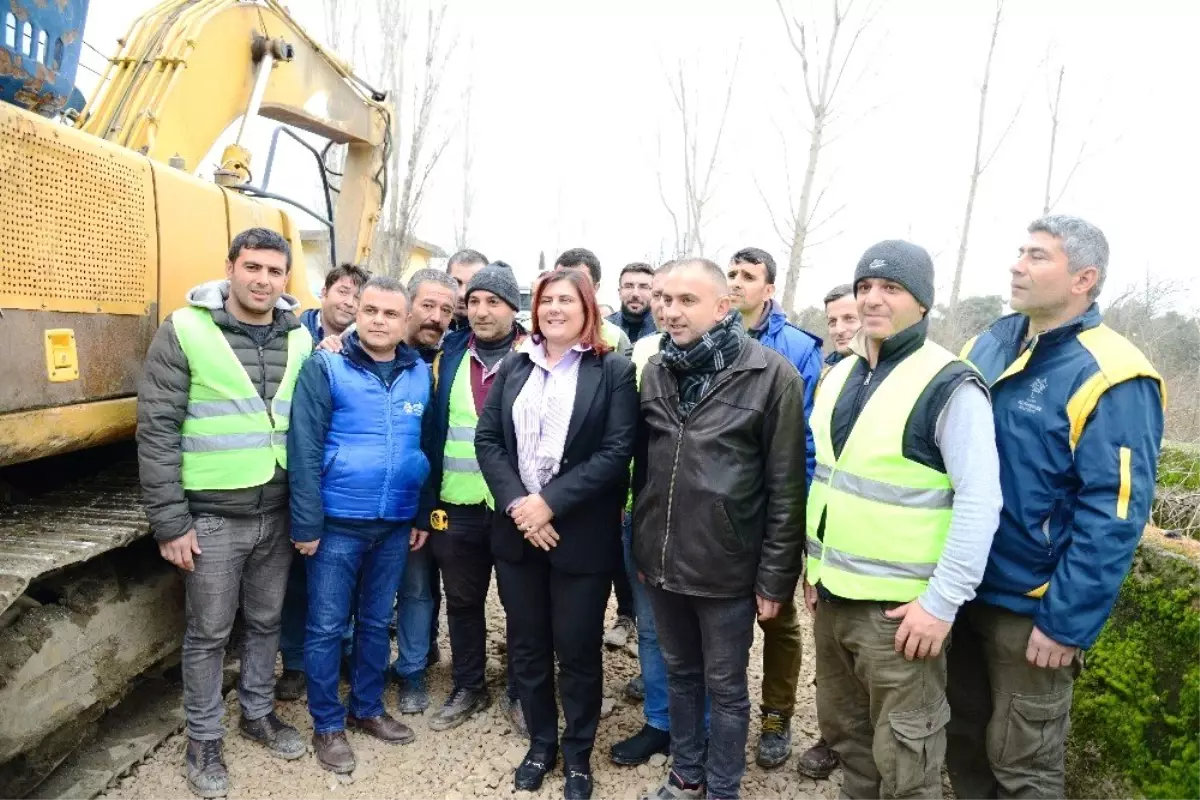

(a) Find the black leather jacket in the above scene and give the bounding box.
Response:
[632,339,808,601]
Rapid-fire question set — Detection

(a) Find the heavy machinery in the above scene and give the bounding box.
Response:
[0,1,392,793]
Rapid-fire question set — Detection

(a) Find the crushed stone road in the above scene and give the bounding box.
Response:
[101,588,843,800]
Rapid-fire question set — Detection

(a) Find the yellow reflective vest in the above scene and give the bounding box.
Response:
[440,354,494,508]
[805,341,957,601]
[173,306,309,491]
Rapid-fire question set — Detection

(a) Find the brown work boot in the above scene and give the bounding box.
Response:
[347,711,415,744]
[313,731,356,774]
[796,737,839,779]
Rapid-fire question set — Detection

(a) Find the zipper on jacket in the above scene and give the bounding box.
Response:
[258,345,274,425]
[658,367,742,587]
[849,367,874,425]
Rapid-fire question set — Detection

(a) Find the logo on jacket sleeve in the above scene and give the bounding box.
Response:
[1017,376,1048,414]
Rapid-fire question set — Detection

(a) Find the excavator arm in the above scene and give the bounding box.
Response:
[77,0,390,266]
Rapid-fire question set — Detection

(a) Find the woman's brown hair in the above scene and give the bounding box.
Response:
[530,268,611,356]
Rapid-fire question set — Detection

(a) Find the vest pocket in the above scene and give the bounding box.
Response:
[886,695,950,797]
[322,447,340,478]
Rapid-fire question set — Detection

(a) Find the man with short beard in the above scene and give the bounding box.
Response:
[299,263,369,345]
[606,262,657,344]
[137,228,311,797]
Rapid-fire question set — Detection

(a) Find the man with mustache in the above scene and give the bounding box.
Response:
[390,269,459,715]
[726,246,823,770]
[806,241,1001,799]
[606,262,657,345]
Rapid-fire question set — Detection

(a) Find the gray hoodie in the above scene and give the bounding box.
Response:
[136,281,302,541]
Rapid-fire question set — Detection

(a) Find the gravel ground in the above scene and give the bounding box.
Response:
[101,587,842,800]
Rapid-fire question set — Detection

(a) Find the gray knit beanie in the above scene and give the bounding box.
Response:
[465,262,521,311]
[853,240,935,310]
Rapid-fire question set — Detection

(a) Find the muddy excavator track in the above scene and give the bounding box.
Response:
[0,448,185,798]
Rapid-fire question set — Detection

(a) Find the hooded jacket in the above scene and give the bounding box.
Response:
[136,280,302,541]
[749,300,823,481]
[963,304,1165,648]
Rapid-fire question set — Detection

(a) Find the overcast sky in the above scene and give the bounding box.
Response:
[81,0,1198,312]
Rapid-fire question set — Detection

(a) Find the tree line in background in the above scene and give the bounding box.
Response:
[794,276,1200,446]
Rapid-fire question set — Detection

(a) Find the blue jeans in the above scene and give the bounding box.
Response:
[280,551,354,671]
[623,515,669,731]
[305,521,410,734]
[391,541,436,679]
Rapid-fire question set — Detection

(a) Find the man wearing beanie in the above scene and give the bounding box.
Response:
[414,262,530,736]
[803,240,1002,798]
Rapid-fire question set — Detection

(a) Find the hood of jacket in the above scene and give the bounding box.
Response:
[186,279,301,314]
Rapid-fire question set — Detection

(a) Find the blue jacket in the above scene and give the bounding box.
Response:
[963,304,1165,648]
[287,334,432,540]
[299,308,324,344]
[753,301,823,481]
[607,309,658,344]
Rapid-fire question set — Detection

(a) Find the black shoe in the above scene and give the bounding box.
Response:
[610,723,670,766]
[564,766,593,800]
[274,668,305,701]
[514,749,557,791]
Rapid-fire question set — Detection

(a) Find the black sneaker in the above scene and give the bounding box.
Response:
[396,670,430,714]
[623,674,645,703]
[429,686,491,731]
[185,737,228,798]
[610,723,670,766]
[239,711,306,760]
[755,710,792,769]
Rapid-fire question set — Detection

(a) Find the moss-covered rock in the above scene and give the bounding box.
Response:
[1067,535,1200,799]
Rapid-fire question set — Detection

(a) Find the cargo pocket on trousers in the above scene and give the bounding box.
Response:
[887,695,951,797]
[997,688,1073,770]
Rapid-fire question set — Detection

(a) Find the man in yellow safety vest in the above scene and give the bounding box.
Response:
[804,240,1002,799]
[414,262,530,735]
[136,227,311,798]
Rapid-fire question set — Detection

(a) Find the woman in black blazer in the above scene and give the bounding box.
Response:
[475,268,637,800]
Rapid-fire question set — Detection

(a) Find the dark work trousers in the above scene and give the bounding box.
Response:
[612,553,636,621]
[429,503,494,692]
[495,553,610,768]
[428,551,441,658]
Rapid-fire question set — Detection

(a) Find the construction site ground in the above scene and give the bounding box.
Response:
[97,586,840,800]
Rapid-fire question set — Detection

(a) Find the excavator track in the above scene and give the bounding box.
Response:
[0,460,148,618]
[0,451,184,798]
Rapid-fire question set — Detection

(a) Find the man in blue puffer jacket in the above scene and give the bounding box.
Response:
[287,276,433,774]
[726,246,823,769]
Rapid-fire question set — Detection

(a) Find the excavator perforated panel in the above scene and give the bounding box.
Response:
[0,104,155,315]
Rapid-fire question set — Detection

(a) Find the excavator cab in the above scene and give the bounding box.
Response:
[0,0,88,117]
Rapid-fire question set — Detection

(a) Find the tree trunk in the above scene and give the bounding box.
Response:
[781,110,824,314]
[949,0,1004,323]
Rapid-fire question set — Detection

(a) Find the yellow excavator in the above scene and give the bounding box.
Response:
[0,1,391,793]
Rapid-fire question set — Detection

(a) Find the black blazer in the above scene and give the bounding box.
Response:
[475,348,638,574]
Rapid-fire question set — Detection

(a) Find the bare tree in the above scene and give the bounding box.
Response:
[1042,63,1097,215]
[772,0,881,315]
[453,82,475,250]
[376,3,457,275]
[657,52,740,258]
[948,0,1028,323]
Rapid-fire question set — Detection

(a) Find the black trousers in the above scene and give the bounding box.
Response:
[612,554,636,620]
[429,503,517,696]
[495,553,610,767]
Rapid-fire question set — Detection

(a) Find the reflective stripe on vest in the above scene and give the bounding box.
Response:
[173,306,310,491]
[805,341,956,602]
[440,354,494,508]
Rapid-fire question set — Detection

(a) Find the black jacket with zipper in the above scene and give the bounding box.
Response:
[632,338,808,601]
